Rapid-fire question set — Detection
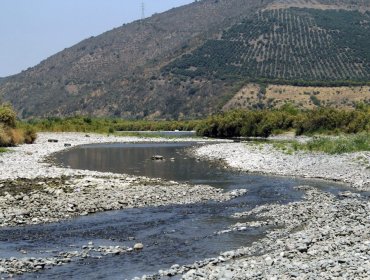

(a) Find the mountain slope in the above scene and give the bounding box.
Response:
[0,0,369,119]
[1,0,271,118]
[166,8,370,82]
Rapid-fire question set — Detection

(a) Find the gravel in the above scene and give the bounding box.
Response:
[0,133,238,225]
[136,142,370,279]
[194,142,370,191]
[0,132,244,275]
[179,186,370,279]
[2,135,370,278]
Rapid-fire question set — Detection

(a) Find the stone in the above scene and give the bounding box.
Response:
[151,155,164,160]
[133,243,144,250]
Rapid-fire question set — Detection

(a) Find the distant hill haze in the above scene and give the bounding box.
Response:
[1,0,369,119]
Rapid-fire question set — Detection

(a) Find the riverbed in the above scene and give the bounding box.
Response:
[0,133,368,279]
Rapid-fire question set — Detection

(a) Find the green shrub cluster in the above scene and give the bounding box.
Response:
[0,104,37,147]
[195,106,370,138]
[22,116,201,134]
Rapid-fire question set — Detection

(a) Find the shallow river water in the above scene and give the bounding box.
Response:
[0,142,350,279]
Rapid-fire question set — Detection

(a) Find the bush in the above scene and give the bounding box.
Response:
[0,124,11,146]
[196,107,370,138]
[9,129,25,145]
[23,127,37,144]
[0,104,17,128]
[0,104,37,146]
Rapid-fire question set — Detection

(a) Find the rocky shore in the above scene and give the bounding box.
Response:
[180,186,370,279]
[1,241,137,275]
[135,142,370,279]
[0,176,245,227]
[0,132,247,275]
[0,133,243,228]
[194,142,370,191]
[0,132,211,181]
[2,134,370,279]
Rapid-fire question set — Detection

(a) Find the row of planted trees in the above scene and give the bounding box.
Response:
[0,104,36,147]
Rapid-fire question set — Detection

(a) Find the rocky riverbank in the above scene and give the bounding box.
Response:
[180,142,369,279]
[139,186,370,279]
[194,142,370,191]
[0,132,249,276]
[1,241,137,275]
[133,141,370,279]
[2,134,369,279]
[0,132,243,228]
[0,132,211,181]
[0,176,245,227]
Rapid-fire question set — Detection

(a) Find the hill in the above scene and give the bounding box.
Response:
[0,0,369,119]
[166,8,370,83]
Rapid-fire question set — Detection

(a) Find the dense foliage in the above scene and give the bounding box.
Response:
[0,104,36,147]
[21,106,370,140]
[23,116,201,134]
[195,106,370,138]
[166,8,370,85]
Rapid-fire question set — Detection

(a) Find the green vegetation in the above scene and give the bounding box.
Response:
[22,116,201,134]
[115,131,196,139]
[0,147,7,153]
[0,103,37,147]
[271,133,370,154]
[303,134,370,154]
[165,8,370,85]
[195,106,370,138]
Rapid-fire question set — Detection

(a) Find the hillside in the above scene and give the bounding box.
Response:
[223,84,370,110]
[166,8,370,82]
[0,0,369,119]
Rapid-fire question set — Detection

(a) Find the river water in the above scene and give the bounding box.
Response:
[0,142,350,279]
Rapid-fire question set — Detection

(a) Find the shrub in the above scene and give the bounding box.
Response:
[0,104,17,128]
[23,127,37,144]
[0,104,37,146]
[196,107,370,138]
[0,125,11,146]
[9,129,25,145]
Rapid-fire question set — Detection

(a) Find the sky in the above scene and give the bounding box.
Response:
[0,0,194,77]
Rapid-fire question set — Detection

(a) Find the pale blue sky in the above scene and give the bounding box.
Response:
[0,0,194,77]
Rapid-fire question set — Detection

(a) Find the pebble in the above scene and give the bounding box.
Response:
[174,187,370,279]
[134,243,144,250]
[194,143,370,191]
[0,133,241,228]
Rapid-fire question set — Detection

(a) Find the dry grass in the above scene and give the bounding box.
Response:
[9,129,25,145]
[224,84,370,111]
[265,0,370,12]
[0,125,11,146]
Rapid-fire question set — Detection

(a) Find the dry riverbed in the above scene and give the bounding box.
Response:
[1,134,370,279]
[174,186,370,279]
[194,142,370,191]
[136,142,370,279]
[0,132,242,228]
[0,132,248,276]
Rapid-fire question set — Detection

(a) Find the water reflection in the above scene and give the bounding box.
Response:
[55,142,227,184]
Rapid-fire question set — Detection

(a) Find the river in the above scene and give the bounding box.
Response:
[0,142,350,279]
